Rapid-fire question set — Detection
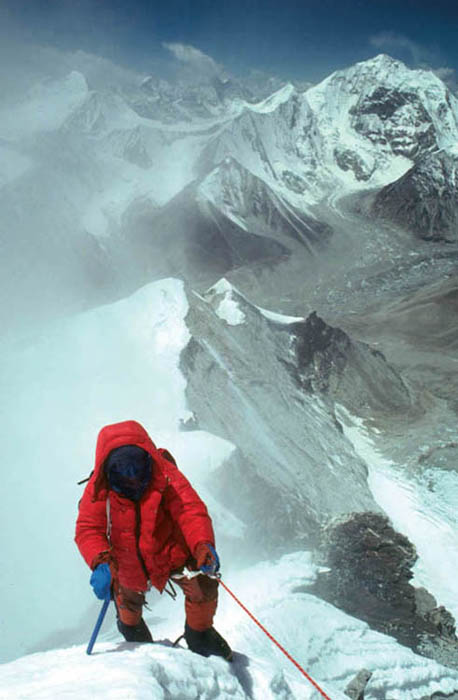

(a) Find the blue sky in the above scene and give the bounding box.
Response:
[2,0,457,85]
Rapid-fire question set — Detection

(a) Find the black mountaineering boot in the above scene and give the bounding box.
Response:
[184,623,232,661]
[117,617,153,643]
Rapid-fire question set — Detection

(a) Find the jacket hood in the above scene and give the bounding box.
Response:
[92,420,167,499]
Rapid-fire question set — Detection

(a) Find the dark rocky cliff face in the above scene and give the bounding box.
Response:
[289,312,412,416]
[303,512,458,670]
[371,150,458,242]
[350,86,437,158]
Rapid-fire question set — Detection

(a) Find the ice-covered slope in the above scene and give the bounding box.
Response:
[197,88,324,205]
[3,553,458,699]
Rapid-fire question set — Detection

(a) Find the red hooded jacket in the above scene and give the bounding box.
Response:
[75,421,215,592]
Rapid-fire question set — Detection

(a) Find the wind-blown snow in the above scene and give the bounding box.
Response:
[0,145,31,187]
[0,72,88,142]
[0,279,238,664]
[247,83,296,115]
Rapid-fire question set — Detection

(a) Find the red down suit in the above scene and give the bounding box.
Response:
[75,420,215,592]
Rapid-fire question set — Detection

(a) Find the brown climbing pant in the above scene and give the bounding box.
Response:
[171,572,218,631]
[113,573,218,631]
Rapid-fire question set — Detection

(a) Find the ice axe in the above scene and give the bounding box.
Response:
[86,597,111,655]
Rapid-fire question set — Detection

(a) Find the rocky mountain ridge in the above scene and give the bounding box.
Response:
[307,512,458,669]
[372,149,458,242]
[178,278,417,552]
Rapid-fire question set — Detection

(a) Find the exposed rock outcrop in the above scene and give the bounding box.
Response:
[304,512,458,669]
[334,146,375,181]
[289,312,412,416]
[372,150,458,242]
[350,85,437,158]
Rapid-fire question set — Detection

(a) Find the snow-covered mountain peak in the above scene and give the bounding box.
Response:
[202,277,248,326]
[198,155,256,204]
[300,53,458,192]
[202,277,305,328]
[350,53,410,81]
[63,88,142,135]
[314,54,437,96]
[363,52,406,68]
[248,82,296,114]
[127,69,252,123]
[194,155,330,256]
[197,155,280,227]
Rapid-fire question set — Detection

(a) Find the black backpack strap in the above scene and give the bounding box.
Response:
[77,470,94,485]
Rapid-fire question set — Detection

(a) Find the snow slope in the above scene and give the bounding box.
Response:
[1,279,458,697]
[2,553,458,699]
[0,279,237,664]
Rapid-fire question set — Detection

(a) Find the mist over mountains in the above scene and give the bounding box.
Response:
[2,49,457,336]
[2,45,458,698]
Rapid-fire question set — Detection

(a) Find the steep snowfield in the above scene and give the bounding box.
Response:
[0,279,236,663]
[2,279,458,697]
[2,553,458,699]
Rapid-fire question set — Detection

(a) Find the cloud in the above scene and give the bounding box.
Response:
[369,31,432,66]
[432,67,458,93]
[162,42,222,78]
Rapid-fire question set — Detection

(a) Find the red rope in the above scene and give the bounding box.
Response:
[218,577,333,700]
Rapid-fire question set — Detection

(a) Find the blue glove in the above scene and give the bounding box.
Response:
[196,543,220,575]
[90,563,112,600]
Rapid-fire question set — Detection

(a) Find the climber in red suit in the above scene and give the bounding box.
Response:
[75,420,231,659]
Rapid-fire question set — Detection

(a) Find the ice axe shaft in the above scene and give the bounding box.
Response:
[86,597,110,655]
